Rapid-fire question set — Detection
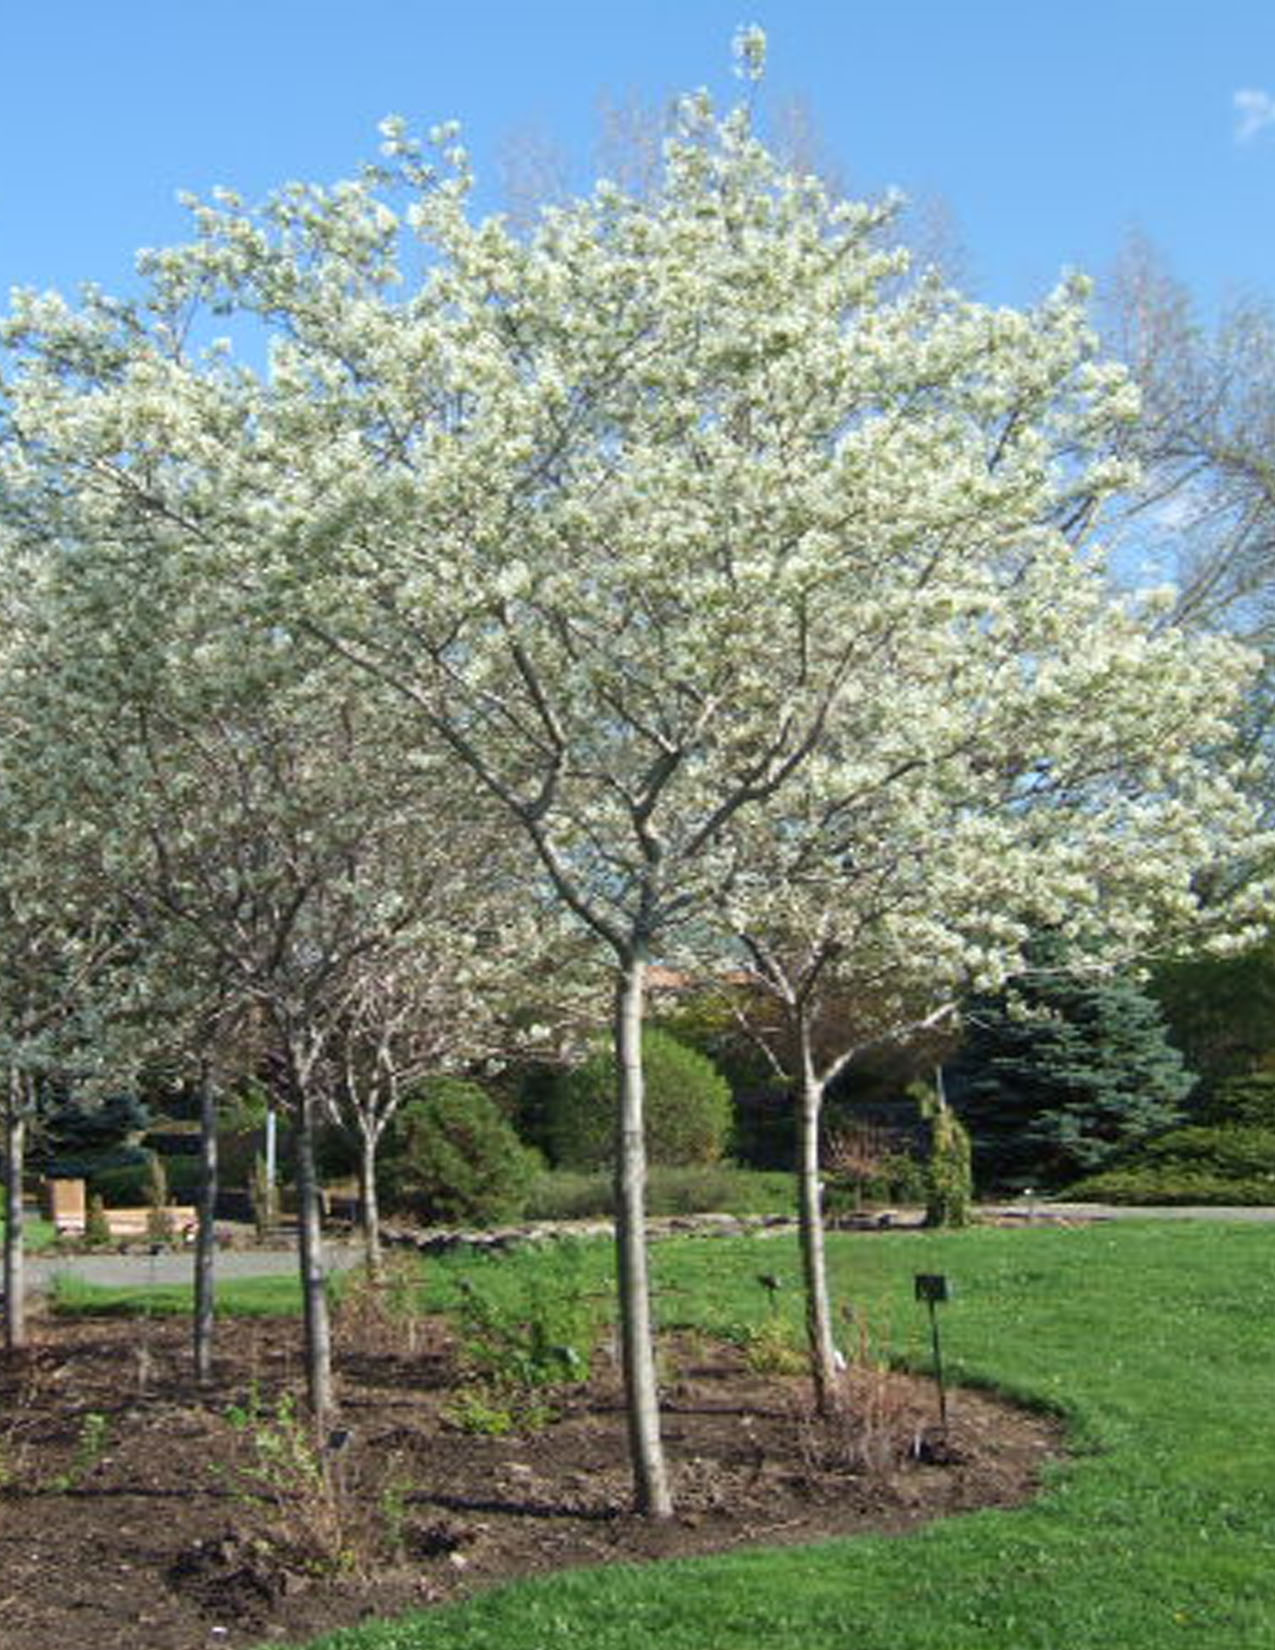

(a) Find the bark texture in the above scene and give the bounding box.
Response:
[358,1127,383,1283]
[295,1088,334,1423]
[613,955,672,1518]
[796,1010,840,1414]
[4,1081,26,1353]
[192,1067,218,1384]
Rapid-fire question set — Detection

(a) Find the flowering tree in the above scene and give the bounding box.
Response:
[0,851,120,1354]
[1,30,1264,1510]
[0,530,129,1355]
[0,428,526,1400]
[717,661,1262,1408]
[316,870,582,1280]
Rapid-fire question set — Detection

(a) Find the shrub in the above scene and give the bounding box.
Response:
[1067,1124,1275,1204]
[923,1097,972,1228]
[158,1154,202,1201]
[731,1085,798,1171]
[382,1078,540,1227]
[1196,1071,1275,1129]
[83,1194,111,1248]
[545,1028,732,1170]
[522,1168,612,1221]
[523,1163,794,1221]
[48,1147,152,1206]
[146,1153,175,1243]
[823,1123,926,1213]
[250,1154,280,1239]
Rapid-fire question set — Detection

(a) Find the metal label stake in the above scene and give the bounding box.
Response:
[914,1273,951,1434]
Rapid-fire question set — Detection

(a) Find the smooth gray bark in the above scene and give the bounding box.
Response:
[192,1066,218,1384]
[294,1084,334,1423]
[795,1010,840,1413]
[357,1124,383,1283]
[613,954,672,1519]
[3,1078,26,1353]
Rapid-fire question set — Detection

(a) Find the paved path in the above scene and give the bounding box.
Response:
[23,1240,366,1295]
[18,1203,1275,1298]
[984,1202,1275,1223]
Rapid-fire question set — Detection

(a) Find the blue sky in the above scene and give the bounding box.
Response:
[3,0,1274,327]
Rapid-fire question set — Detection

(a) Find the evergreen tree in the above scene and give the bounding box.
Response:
[1151,940,1275,1091]
[948,969,1195,1190]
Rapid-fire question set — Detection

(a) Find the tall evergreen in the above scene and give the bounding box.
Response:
[948,969,1195,1191]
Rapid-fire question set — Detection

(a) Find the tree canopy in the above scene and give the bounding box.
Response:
[0,30,1267,1511]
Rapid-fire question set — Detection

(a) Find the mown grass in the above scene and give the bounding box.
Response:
[261,1220,1275,1650]
[2,1214,58,1252]
[48,1270,324,1316]
[24,1216,57,1251]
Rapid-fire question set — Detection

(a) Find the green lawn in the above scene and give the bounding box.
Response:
[43,1219,1275,1648]
[48,1269,330,1317]
[269,1221,1275,1650]
[7,1215,57,1252]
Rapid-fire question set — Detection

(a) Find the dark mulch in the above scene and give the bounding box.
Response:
[0,1303,1064,1650]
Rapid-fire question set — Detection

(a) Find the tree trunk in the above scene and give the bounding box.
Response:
[358,1124,383,1284]
[795,1009,840,1414]
[192,1065,218,1385]
[4,1075,26,1354]
[265,1105,278,1196]
[613,952,672,1519]
[294,1083,335,1424]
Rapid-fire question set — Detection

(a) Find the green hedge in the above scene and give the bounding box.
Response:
[524,1163,794,1221]
[1197,1071,1275,1129]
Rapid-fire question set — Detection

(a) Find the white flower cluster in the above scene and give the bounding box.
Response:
[0,48,1266,1085]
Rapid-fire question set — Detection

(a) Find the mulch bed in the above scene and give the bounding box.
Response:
[0,1303,1064,1650]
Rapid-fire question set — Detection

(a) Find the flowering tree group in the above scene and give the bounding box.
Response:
[0,32,1266,1513]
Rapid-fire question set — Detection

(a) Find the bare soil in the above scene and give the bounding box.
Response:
[0,1299,1064,1650]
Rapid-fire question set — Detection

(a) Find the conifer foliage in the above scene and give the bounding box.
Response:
[948,969,1196,1190]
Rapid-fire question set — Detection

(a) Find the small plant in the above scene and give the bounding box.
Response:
[453,1273,592,1391]
[742,1315,807,1376]
[334,1254,426,1359]
[795,1309,907,1476]
[446,1245,601,1430]
[222,1388,432,1572]
[46,1409,111,1493]
[441,1389,524,1436]
[145,1152,175,1244]
[224,1389,352,1572]
[250,1154,280,1240]
[83,1194,111,1248]
[378,1471,413,1563]
[793,1365,905,1477]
